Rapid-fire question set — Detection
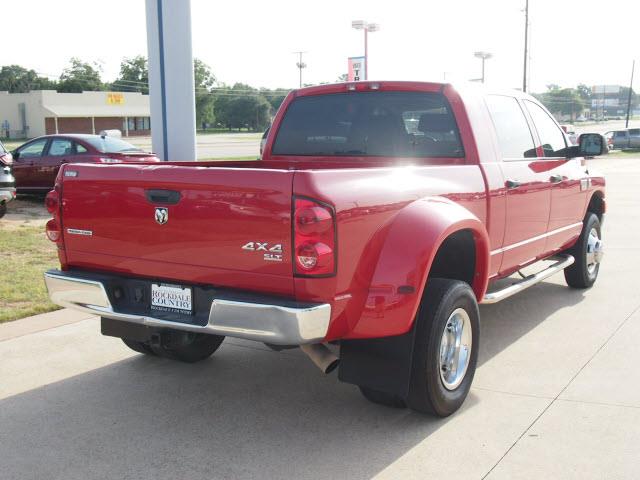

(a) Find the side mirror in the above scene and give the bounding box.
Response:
[579,133,605,157]
[11,150,19,160]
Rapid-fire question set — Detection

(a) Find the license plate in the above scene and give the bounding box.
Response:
[151,283,193,314]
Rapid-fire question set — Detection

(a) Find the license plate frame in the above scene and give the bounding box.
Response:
[150,283,193,315]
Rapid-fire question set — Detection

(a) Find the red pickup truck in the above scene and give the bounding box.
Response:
[44,82,606,417]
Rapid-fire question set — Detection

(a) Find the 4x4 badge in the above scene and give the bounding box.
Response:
[155,207,168,225]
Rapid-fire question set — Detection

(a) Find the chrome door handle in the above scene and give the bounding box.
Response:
[505,179,521,189]
[549,174,563,183]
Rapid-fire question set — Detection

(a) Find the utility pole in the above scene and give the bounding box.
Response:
[625,60,635,128]
[522,0,529,92]
[294,51,307,88]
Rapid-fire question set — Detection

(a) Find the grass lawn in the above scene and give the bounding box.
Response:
[0,139,22,151]
[606,148,640,158]
[0,225,60,323]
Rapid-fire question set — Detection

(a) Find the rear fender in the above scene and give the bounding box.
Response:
[347,197,489,339]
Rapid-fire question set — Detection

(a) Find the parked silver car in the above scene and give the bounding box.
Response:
[611,129,640,150]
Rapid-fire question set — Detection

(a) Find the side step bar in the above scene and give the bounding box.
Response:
[481,255,575,305]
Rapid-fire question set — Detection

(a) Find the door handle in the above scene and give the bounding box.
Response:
[145,189,182,205]
[505,179,521,189]
[549,174,564,183]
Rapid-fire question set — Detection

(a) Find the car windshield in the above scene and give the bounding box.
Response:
[85,136,143,154]
[272,91,464,158]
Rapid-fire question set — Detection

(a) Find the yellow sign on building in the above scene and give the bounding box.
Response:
[106,93,125,105]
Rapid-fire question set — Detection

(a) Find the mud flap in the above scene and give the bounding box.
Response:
[338,323,417,398]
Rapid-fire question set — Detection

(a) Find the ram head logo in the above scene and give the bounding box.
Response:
[155,207,169,225]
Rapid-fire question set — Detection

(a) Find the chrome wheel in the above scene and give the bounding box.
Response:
[585,227,603,277]
[439,308,472,391]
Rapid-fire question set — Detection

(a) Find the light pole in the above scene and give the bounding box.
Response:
[294,51,307,88]
[523,0,529,92]
[474,51,493,83]
[351,20,380,80]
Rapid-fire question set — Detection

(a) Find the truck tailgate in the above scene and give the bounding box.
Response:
[60,163,294,295]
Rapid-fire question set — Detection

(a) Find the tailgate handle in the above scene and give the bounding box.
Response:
[145,189,181,205]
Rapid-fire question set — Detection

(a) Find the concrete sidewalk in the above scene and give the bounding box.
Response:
[1,157,639,479]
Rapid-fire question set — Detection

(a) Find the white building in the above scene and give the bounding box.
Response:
[0,90,151,139]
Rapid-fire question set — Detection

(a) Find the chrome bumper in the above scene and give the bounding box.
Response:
[44,270,331,345]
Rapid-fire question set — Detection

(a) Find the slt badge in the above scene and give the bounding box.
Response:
[155,207,169,225]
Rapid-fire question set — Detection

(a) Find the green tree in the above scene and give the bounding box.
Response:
[58,58,104,93]
[215,84,271,131]
[0,65,57,93]
[260,88,289,114]
[539,86,585,121]
[113,56,148,93]
[194,58,216,128]
[576,83,592,101]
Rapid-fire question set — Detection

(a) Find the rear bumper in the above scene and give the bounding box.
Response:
[44,269,331,345]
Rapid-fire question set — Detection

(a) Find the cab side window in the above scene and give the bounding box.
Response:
[485,95,537,160]
[524,100,567,157]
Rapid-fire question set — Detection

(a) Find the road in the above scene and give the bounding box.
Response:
[129,132,261,160]
[1,156,640,479]
[574,118,640,135]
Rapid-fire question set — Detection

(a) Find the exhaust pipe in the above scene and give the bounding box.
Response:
[300,343,339,374]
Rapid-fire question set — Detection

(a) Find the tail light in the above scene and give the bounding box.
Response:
[293,197,336,276]
[45,189,59,214]
[46,219,61,242]
[45,187,62,244]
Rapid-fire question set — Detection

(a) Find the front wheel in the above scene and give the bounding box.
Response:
[406,278,479,417]
[564,213,603,289]
[0,203,6,219]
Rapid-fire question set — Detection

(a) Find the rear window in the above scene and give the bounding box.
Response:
[84,136,143,154]
[271,91,464,158]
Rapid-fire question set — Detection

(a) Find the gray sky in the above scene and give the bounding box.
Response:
[4,0,638,92]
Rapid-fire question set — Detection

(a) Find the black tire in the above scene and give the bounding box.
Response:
[564,212,601,289]
[0,203,6,219]
[359,386,407,409]
[150,332,225,363]
[406,278,479,417]
[122,338,156,356]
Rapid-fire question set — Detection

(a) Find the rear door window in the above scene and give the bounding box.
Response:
[628,129,640,135]
[48,139,73,157]
[485,95,536,159]
[523,100,567,157]
[272,91,464,158]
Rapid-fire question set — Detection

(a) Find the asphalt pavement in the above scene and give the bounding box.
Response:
[1,155,639,479]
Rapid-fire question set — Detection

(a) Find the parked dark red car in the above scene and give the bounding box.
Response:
[12,134,159,192]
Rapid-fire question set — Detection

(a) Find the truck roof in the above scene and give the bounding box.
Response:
[292,81,531,100]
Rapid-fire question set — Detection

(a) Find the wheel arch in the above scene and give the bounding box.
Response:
[586,189,605,222]
[346,197,489,339]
